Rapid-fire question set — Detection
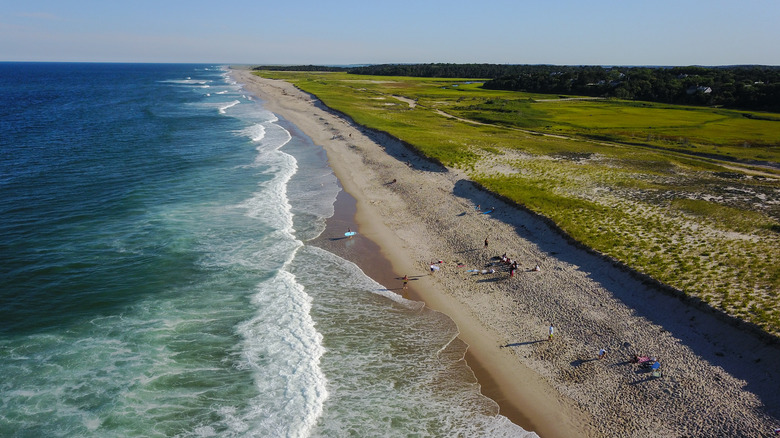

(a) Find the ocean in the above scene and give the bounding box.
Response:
[0,63,533,437]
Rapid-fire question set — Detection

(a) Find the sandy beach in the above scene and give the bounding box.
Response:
[231,67,780,438]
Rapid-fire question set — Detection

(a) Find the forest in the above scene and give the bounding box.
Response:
[253,63,780,112]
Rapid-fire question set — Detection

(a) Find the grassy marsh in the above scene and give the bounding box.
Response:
[255,70,780,336]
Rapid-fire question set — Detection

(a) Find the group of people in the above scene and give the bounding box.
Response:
[498,253,541,277]
[500,253,518,268]
[630,354,662,376]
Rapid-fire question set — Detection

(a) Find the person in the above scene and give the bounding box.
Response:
[631,354,652,364]
[598,348,606,360]
[402,275,408,290]
[475,204,481,211]
[548,324,554,341]
[484,237,489,249]
[510,267,516,277]
[532,264,541,272]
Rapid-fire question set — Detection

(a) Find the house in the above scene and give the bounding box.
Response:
[686,85,712,95]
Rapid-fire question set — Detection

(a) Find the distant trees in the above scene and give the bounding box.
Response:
[349,63,528,79]
[251,65,350,72]
[251,63,780,112]
[481,65,780,112]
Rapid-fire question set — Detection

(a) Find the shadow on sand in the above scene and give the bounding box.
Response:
[501,340,546,348]
[571,358,599,367]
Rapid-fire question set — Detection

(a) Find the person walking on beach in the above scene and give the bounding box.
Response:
[402,275,408,290]
[548,324,554,341]
[598,348,607,360]
[484,237,489,249]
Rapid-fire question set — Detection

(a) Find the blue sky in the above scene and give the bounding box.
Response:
[2,0,778,65]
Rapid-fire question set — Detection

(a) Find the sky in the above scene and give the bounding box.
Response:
[2,0,779,66]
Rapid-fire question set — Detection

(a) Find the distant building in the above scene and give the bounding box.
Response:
[686,85,712,95]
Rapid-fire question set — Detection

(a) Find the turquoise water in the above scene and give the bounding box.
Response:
[0,63,533,437]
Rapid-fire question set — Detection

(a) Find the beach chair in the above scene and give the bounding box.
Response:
[650,361,662,378]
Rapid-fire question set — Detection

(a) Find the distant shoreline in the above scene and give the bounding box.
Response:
[231,67,780,437]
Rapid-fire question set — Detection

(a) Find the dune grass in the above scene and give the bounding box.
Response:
[254,70,780,336]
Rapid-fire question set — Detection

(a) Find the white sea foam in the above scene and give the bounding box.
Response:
[227,108,327,436]
[218,100,241,114]
[159,79,211,86]
[238,269,328,438]
[253,122,291,155]
[241,123,266,142]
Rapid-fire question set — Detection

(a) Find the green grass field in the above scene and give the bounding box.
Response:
[255,70,780,336]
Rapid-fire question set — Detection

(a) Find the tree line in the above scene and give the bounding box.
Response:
[481,65,780,112]
[253,63,780,112]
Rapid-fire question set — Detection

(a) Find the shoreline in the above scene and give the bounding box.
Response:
[231,67,780,437]
[307,177,564,435]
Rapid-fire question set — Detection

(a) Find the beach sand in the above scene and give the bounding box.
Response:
[231,67,780,437]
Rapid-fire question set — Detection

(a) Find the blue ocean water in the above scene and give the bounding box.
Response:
[0,63,533,437]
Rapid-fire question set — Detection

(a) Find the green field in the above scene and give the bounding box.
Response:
[254,70,780,336]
